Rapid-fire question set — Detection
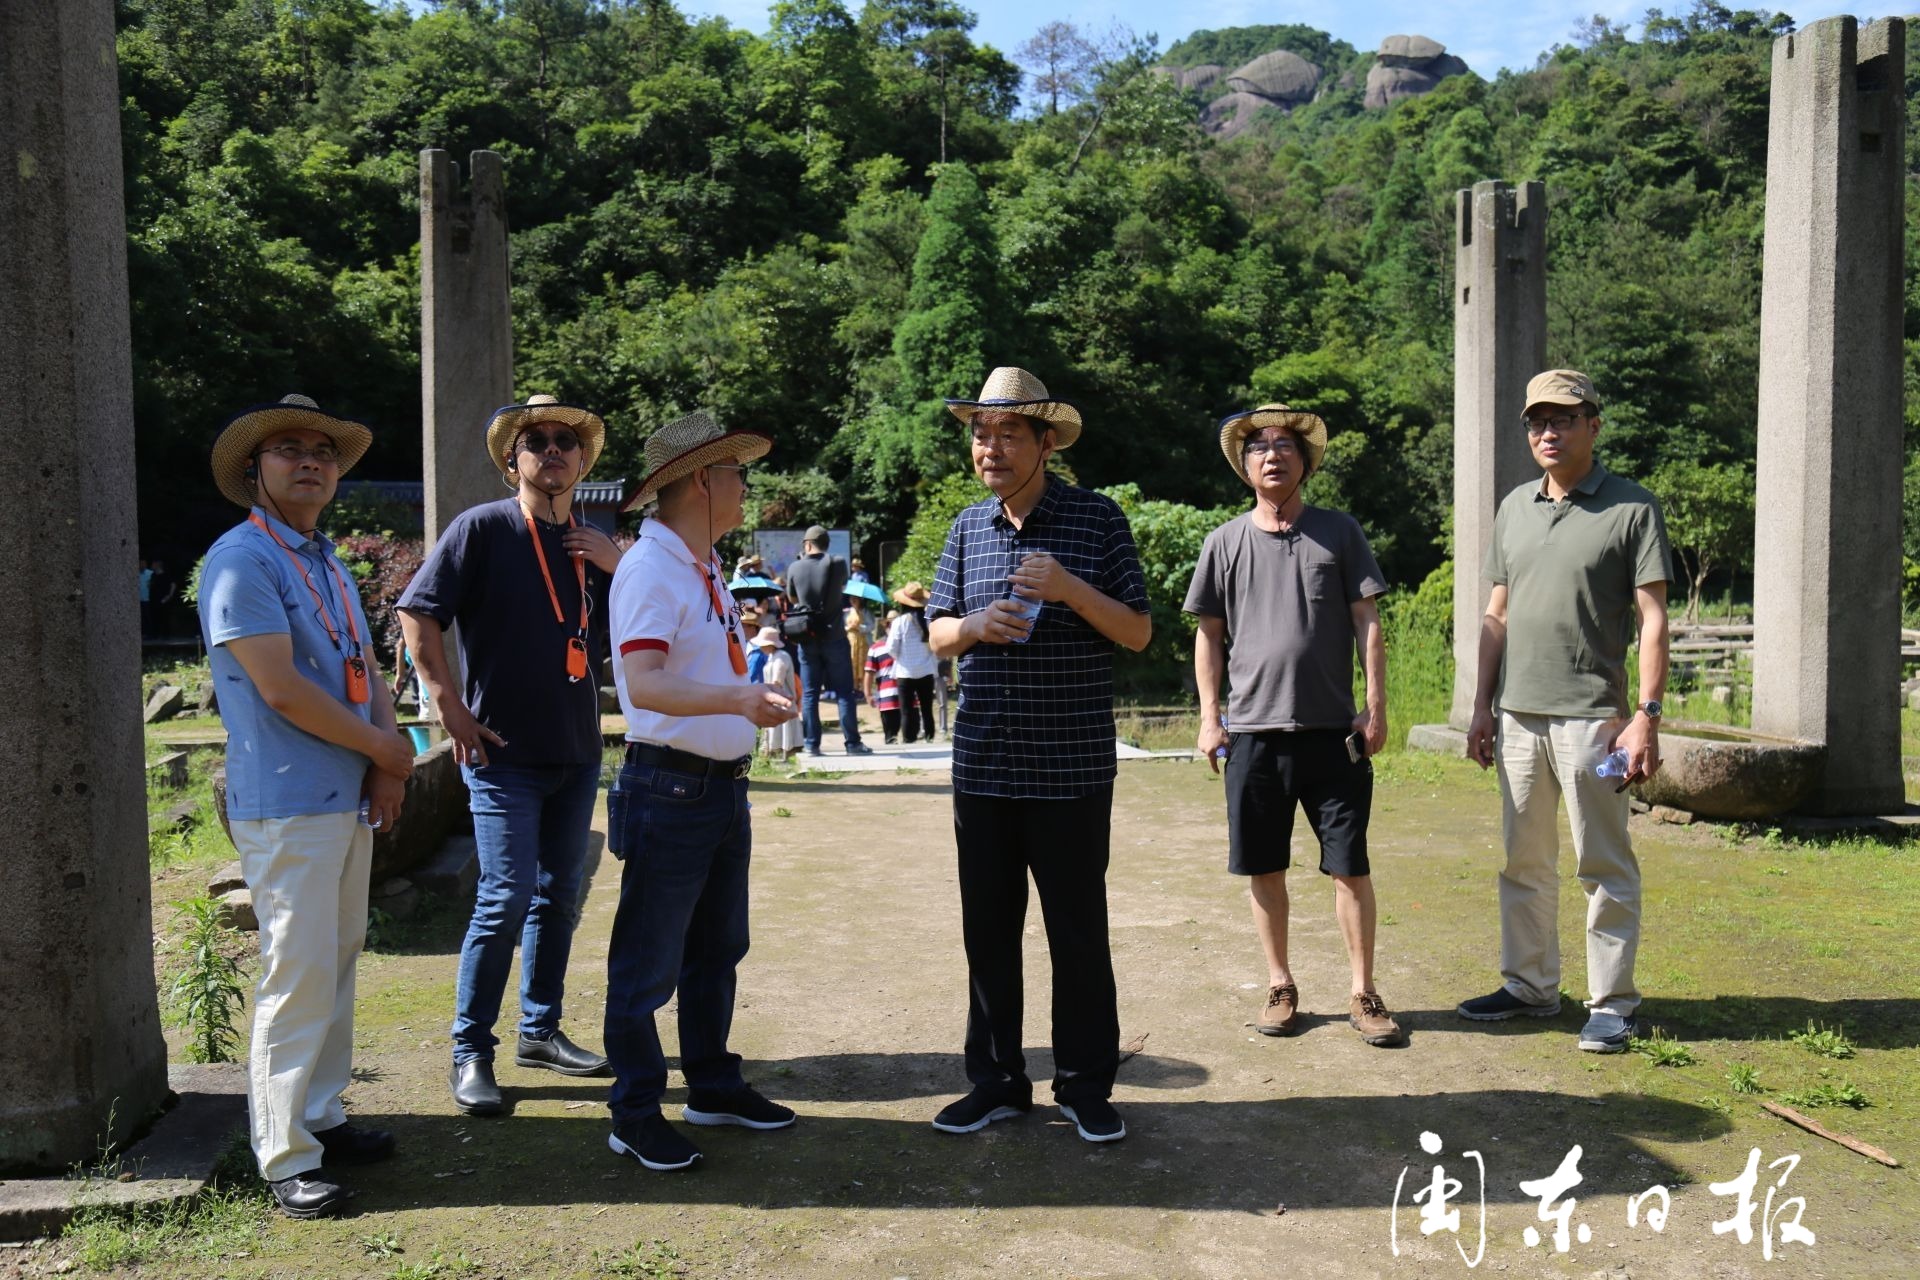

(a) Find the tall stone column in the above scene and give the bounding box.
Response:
[1449,181,1548,728]
[421,150,513,546]
[1752,17,1906,815]
[0,0,169,1171]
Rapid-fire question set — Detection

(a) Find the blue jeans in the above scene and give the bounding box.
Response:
[452,761,600,1064]
[604,758,752,1123]
[795,631,861,751]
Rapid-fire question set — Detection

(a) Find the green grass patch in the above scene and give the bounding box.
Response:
[1725,1063,1763,1094]
[1630,1027,1698,1067]
[1778,1078,1869,1109]
[1788,1021,1857,1060]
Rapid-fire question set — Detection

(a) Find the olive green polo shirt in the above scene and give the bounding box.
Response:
[1485,462,1673,718]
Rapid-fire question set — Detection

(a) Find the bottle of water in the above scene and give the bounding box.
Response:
[1215,713,1229,760]
[1006,548,1046,644]
[1594,748,1630,779]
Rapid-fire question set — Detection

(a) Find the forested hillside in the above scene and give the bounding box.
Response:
[119,1,1920,596]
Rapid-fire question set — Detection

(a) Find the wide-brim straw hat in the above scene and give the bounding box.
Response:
[750,626,784,650]
[622,410,772,512]
[210,393,373,509]
[485,394,606,477]
[1218,403,1328,486]
[945,366,1083,449]
[891,582,930,608]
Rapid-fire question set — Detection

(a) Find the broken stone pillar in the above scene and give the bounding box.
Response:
[421,150,513,546]
[1449,181,1548,728]
[0,0,170,1172]
[1752,16,1906,815]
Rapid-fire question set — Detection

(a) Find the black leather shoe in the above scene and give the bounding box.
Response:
[449,1060,504,1116]
[515,1030,611,1077]
[268,1171,348,1219]
[313,1122,394,1165]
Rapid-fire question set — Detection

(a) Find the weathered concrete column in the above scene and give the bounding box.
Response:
[1449,181,1548,728]
[1752,17,1906,815]
[421,150,513,546]
[0,0,169,1171]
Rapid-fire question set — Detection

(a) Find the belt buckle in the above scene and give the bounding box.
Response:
[731,758,751,780]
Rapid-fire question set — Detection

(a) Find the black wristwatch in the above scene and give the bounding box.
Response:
[1638,700,1663,720]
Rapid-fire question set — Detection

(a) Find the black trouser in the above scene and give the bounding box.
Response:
[878,708,901,741]
[953,784,1118,1105]
[898,675,936,742]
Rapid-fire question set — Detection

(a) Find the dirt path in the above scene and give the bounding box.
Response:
[48,752,1920,1277]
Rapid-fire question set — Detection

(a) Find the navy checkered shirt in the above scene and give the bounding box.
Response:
[927,477,1150,799]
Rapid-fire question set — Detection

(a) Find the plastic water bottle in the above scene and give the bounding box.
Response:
[1594,748,1630,779]
[1006,548,1046,644]
[1215,714,1229,761]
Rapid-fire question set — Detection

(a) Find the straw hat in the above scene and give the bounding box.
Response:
[210,393,373,509]
[750,626,784,650]
[945,366,1083,449]
[1217,403,1328,486]
[485,394,606,476]
[622,410,772,512]
[891,581,930,608]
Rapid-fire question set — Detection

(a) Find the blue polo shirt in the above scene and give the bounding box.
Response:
[200,508,376,820]
[927,477,1149,799]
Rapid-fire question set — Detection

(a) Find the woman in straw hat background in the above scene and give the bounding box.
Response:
[602,411,800,1172]
[397,394,621,1117]
[887,581,938,744]
[199,393,415,1218]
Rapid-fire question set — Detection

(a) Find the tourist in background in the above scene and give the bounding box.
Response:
[888,582,938,744]
[753,626,802,758]
[866,616,901,743]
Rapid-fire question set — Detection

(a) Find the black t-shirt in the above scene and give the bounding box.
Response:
[785,552,846,617]
[398,497,609,766]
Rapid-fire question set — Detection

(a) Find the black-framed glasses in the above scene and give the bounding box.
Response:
[1521,413,1588,436]
[1243,436,1301,457]
[257,442,340,464]
[709,463,751,491]
[518,430,581,454]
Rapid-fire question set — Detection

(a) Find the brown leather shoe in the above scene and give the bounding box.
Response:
[1257,983,1300,1036]
[1350,991,1406,1046]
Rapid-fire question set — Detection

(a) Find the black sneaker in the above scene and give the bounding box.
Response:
[681,1086,796,1130]
[932,1086,1031,1134]
[1058,1099,1127,1144]
[1456,988,1561,1021]
[312,1122,394,1166]
[845,741,874,756]
[267,1171,349,1219]
[608,1114,702,1171]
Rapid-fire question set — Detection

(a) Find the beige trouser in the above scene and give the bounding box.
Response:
[1496,711,1641,1016]
[230,811,372,1181]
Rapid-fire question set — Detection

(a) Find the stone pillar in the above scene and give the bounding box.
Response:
[1752,16,1906,815]
[0,0,169,1172]
[421,150,513,546]
[1449,181,1548,728]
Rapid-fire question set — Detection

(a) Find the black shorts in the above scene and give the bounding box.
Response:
[1224,728,1372,877]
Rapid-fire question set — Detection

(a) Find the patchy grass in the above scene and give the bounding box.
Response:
[1788,1020,1858,1060]
[1778,1078,1870,1110]
[1725,1063,1763,1094]
[1631,1028,1698,1067]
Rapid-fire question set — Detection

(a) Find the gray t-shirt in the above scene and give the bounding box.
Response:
[1183,508,1388,731]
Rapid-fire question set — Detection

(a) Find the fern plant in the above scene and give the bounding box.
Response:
[171,896,248,1064]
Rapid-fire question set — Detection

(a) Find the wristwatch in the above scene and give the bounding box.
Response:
[1638,700,1663,720]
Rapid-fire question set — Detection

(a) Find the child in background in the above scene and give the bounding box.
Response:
[866,611,901,744]
[755,626,802,759]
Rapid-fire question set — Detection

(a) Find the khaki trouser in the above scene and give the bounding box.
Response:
[230,811,372,1182]
[1496,711,1641,1016]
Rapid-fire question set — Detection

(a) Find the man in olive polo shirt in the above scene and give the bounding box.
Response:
[1460,369,1673,1053]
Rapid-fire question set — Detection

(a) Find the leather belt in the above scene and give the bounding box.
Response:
[624,741,751,780]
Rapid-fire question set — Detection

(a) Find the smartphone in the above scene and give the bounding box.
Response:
[1345,730,1366,764]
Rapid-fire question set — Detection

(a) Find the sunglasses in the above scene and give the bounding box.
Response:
[518,430,581,454]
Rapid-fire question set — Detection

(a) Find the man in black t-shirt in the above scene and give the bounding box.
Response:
[785,524,872,757]
[399,394,621,1117]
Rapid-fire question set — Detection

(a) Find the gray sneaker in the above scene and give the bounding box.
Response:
[1578,1011,1637,1053]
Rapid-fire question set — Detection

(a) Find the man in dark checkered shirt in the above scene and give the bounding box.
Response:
[925,367,1152,1145]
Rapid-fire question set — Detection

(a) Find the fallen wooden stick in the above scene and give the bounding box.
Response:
[1762,1101,1900,1167]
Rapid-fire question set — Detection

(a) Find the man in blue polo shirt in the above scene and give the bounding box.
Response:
[199,394,416,1219]
[926,366,1152,1144]
[399,394,621,1118]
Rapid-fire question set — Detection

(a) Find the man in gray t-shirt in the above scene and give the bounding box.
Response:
[1183,403,1402,1048]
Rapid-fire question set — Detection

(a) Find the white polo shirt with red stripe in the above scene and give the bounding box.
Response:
[609,519,757,762]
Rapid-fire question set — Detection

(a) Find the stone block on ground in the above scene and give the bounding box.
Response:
[413,834,480,900]
[1405,723,1469,756]
[142,684,184,723]
[206,860,246,897]
[216,887,257,933]
[371,876,420,922]
[1649,804,1695,825]
[146,750,188,791]
[194,682,217,714]
[1711,686,1733,706]
[149,800,198,835]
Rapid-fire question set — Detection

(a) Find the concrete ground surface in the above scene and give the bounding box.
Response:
[13,749,1919,1278]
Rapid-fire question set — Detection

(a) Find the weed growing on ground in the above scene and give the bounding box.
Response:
[361,1232,402,1259]
[64,1135,270,1272]
[1725,1063,1763,1094]
[1779,1078,1869,1109]
[1699,1094,1733,1116]
[170,895,248,1064]
[596,1238,684,1278]
[773,806,794,817]
[1630,1028,1697,1067]
[1788,1021,1857,1059]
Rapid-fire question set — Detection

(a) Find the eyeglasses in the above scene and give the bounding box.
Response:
[709,464,751,491]
[971,430,1033,452]
[1243,436,1301,457]
[1521,413,1588,436]
[518,430,581,454]
[257,443,340,464]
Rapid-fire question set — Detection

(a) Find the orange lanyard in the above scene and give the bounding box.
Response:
[692,557,749,676]
[521,507,588,637]
[248,513,370,703]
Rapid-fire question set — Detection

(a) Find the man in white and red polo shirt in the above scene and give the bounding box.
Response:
[603,411,799,1173]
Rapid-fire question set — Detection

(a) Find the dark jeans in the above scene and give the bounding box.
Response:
[952,784,1118,1105]
[795,630,862,751]
[878,707,901,741]
[897,675,935,742]
[453,762,600,1064]
[604,757,752,1123]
